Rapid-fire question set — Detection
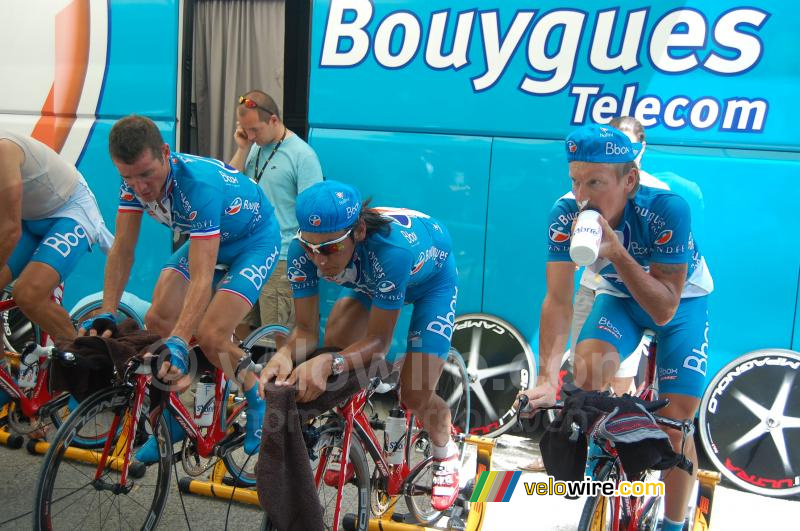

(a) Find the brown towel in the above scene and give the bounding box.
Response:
[50,319,160,401]
[257,353,392,531]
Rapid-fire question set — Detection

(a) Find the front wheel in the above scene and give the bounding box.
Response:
[33,387,172,531]
[577,460,619,531]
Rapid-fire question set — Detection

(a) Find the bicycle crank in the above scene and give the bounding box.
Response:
[181,439,218,476]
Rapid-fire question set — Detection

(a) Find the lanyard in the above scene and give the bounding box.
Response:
[253,127,287,183]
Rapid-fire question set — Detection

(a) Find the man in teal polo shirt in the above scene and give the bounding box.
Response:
[230,90,323,333]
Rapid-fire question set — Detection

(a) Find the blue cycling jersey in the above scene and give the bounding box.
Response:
[118,152,275,242]
[547,185,713,298]
[288,208,453,310]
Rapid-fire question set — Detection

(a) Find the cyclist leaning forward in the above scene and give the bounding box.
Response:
[80,115,280,459]
[259,180,462,510]
[0,129,113,408]
[521,124,713,531]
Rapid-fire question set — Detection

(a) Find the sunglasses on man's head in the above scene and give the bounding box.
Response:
[296,229,353,256]
[238,96,274,115]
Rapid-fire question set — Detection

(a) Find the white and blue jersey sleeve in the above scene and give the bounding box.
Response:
[286,239,320,298]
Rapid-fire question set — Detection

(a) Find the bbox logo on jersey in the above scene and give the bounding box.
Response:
[549,223,570,243]
[377,280,396,293]
[655,229,673,245]
[287,267,307,283]
[43,225,88,258]
[226,197,242,215]
[239,247,279,290]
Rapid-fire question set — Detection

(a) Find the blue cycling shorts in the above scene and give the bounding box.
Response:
[342,256,458,362]
[163,218,281,307]
[7,217,91,281]
[577,294,709,398]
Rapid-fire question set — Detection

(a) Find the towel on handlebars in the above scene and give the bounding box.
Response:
[257,348,392,531]
[540,386,689,482]
[51,319,160,401]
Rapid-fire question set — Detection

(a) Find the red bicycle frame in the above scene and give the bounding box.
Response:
[0,296,55,418]
[316,386,436,531]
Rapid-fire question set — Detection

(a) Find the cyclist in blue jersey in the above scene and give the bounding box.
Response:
[80,115,281,459]
[520,124,712,531]
[259,180,462,511]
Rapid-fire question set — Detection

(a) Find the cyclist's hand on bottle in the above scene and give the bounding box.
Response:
[287,355,331,403]
[259,352,294,398]
[518,382,557,418]
[77,312,117,338]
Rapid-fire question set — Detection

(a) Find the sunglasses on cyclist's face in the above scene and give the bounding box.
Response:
[296,229,353,256]
[238,96,274,115]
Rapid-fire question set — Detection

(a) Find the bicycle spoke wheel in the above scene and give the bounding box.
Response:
[240,324,289,366]
[311,423,370,531]
[34,387,172,531]
[578,460,619,531]
[69,300,145,329]
[699,349,800,497]
[451,313,534,437]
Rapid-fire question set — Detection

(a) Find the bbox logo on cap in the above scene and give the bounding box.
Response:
[605,142,630,156]
[309,214,321,227]
[567,140,577,153]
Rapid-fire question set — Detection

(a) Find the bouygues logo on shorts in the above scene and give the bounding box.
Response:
[309,214,322,227]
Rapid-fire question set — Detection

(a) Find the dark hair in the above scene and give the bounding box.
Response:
[237,89,281,122]
[610,116,645,142]
[358,198,392,237]
[109,115,165,164]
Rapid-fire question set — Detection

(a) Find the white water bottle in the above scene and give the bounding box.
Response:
[194,371,215,427]
[18,350,39,389]
[384,405,407,465]
[570,209,603,266]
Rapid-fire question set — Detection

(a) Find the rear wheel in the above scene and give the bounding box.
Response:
[33,386,172,530]
[699,349,800,497]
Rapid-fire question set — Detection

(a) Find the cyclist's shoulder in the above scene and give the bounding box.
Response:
[633,186,689,215]
[549,191,579,218]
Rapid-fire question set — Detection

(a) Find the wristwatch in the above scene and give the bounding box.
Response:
[330,353,346,376]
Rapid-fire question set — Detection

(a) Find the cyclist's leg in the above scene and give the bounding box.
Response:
[201,232,280,453]
[400,264,460,510]
[12,218,90,340]
[643,296,709,529]
[145,241,191,337]
[573,294,642,392]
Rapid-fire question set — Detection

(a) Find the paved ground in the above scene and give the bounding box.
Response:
[1,416,797,530]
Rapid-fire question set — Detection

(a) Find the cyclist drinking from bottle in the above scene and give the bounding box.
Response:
[520,124,713,531]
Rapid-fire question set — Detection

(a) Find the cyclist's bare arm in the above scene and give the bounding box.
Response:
[275,295,321,363]
[169,236,219,342]
[522,261,574,412]
[336,305,399,372]
[99,211,142,315]
[599,216,686,325]
[0,140,24,270]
